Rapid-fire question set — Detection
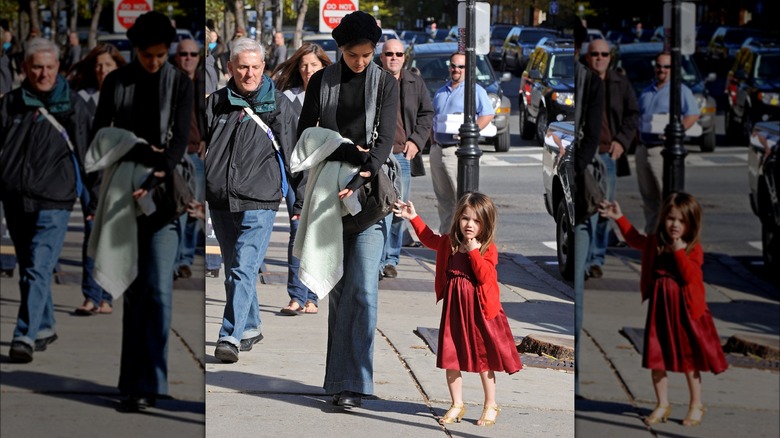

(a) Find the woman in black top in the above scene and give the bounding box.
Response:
[296,11,399,408]
[91,11,193,412]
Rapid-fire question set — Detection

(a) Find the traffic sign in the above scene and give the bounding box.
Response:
[320,0,358,34]
[114,0,153,34]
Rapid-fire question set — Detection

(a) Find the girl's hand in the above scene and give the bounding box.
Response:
[672,237,687,252]
[465,237,481,252]
[598,200,622,220]
[392,200,417,219]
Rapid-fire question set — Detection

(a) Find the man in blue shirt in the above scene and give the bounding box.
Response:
[430,52,495,233]
[636,52,700,233]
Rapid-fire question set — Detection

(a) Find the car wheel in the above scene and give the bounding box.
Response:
[494,129,510,152]
[762,220,780,275]
[536,109,548,145]
[556,198,574,281]
[700,129,716,152]
[519,102,535,140]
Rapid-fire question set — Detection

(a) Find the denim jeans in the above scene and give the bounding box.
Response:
[284,184,317,307]
[176,153,205,269]
[118,218,180,396]
[5,208,70,347]
[588,152,617,268]
[573,216,596,396]
[210,209,275,347]
[381,152,411,270]
[81,217,112,307]
[324,219,386,395]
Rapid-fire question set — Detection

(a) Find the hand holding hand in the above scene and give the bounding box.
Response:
[598,200,622,220]
[392,200,417,220]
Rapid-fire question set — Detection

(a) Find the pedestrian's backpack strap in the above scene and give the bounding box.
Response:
[38,106,83,197]
[242,107,288,197]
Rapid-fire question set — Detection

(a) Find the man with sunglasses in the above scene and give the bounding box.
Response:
[584,39,638,278]
[378,39,433,279]
[636,52,700,233]
[430,51,495,233]
[173,39,206,280]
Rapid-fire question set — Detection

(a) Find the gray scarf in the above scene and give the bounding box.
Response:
[319,61,382,146]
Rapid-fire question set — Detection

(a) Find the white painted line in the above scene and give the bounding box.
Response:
[542,241,557,250]
[748,241,763,251]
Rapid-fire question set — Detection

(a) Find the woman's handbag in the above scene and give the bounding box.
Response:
[341,73,401,235]
[147,155,195,228]
[574,155,607,225]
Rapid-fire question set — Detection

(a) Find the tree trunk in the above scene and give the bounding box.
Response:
[88,1,104,49]
[50,0,60,45]
[294,0,308,50]
[274,0,282,33]
[69,0,78,33]
[232,0,245,35]
[29,0,40,36]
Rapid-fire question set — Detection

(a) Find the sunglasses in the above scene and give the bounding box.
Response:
[656,64,672,69]
[384,51,404,58]
[450,64,466,70]
[589,51,610,57]
[178,51,199,57]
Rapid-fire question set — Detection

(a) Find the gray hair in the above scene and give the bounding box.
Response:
[230,37,265,63]
[25,37,60,62]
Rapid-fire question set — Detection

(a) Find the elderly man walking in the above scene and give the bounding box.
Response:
[377,39,433,279]
[205,37,301,363]
[0,37,94,362]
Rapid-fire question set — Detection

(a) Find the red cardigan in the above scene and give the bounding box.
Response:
[410,216,502,320]
[615,216,707,319]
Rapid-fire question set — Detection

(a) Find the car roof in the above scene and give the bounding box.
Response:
[409,42,460,55]
[616,41,664,54]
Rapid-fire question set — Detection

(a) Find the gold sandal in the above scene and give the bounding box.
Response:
[477,404,500,426]
[644,403,671,425]
[682,404,705,427]
[439,403,466,424]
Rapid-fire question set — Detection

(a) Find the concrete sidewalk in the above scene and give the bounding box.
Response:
[205,210,576,437]
[576,224,780,437]
[0,208,205,438]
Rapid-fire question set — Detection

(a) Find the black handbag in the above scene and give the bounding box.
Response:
[341,73,401,235]
[574,155,607,225]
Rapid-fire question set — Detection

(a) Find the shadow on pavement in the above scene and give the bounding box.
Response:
[575,398,648,433]
[707,301,780,335]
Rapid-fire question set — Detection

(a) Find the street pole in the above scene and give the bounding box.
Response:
[662,0,687,199]
[456,0,481,198]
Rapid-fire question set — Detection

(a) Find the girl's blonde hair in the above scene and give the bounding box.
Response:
[655,192,702,254]
[448,192,497,256]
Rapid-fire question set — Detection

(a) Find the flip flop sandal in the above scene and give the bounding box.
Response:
[74,301,98,316]
[279,301,302,316]
[302,301,319,314]
[97,301,113,314]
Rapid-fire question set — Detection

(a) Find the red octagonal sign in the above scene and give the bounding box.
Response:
[321,0,356,31]
[116,0,152,30]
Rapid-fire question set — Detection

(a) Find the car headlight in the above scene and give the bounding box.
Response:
[758,92,780,106]
[695,94,716,114]
[552,92,574,107]
[488,93,501,110]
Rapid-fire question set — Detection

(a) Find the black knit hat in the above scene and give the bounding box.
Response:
[332,11,381,47]
[127,11,176,49]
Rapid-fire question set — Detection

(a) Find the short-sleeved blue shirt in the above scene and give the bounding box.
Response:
[638,80,700,144]
[432,81,495,145]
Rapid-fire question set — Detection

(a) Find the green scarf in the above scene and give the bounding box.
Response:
[21,75,72,114]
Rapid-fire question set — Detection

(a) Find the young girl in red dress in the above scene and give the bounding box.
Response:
[393,192,522,427]
[599,192,727,427]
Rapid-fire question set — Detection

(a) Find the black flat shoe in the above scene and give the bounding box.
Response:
[117,395,156,413]
[9,341,33,363]
[239,333,264,352]
[335,391,363,408]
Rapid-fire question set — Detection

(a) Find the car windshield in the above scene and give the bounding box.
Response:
[409,54,495,96]
[755,53,780,80]
[725,29,763,44]
[492,26,513,41]
[548,53,574,78]
[519,30,558,43]
[619,53,701,92]
[307,39,337,51]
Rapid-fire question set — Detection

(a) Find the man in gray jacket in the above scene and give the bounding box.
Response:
[204,37,301,363]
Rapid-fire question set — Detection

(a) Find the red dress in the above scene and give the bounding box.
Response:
[642,252,728,373]
[436,251,522,374]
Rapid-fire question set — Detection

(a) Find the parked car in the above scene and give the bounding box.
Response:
[430,28,449,42]
[501,26,560,75]
[404,42,512,152]
[488,24,516,69]
[706,26,767,66]
[614,42,717,152]
[170,29,196,57]
[748,121,780,273]
[97,33,132,63]
[542,120,576,279]
[399,30,432,46]
[302,33,338,62]
[519,39,575,144]
[724,38,780,143]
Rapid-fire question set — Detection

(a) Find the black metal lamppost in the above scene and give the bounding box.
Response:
[662,0,687,198]
[456,0,481,198]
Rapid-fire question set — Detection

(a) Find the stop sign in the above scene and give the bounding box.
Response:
[114,0,153,33]
[319,0,358,33]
